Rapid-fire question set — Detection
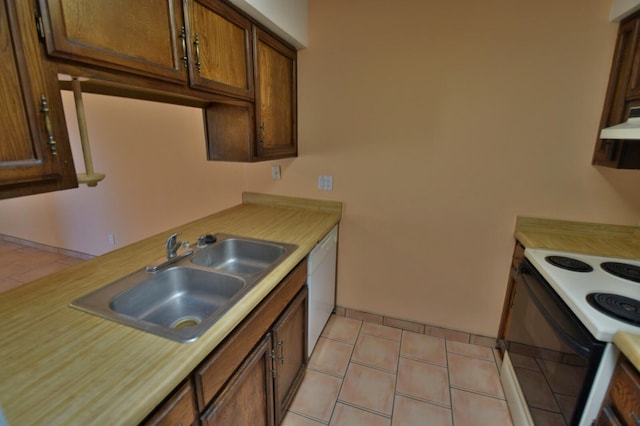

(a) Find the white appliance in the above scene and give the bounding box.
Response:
[502,248,640,425]
[307,225,338,357]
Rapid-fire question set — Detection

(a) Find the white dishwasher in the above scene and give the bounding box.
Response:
[307,225,338,357]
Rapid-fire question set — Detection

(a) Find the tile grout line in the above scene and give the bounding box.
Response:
[328,318,362,424]
[444,339,455,425]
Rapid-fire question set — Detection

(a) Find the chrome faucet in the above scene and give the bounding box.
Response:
[146,232,193,272]
[165,232,183,259]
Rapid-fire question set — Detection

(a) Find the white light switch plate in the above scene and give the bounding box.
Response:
[271,165,281,180]
[318,175,333,191]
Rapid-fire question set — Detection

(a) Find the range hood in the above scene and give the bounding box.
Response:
[600,107,640,139]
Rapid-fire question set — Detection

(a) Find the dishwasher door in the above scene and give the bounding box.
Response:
[307,225,338,357]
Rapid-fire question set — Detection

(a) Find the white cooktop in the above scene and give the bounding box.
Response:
[525,248,640,342]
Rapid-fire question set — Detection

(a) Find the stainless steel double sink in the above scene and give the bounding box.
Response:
[70,234,297,343]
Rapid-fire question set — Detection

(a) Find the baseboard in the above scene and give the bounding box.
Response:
[0,234,94,260]
[334,305,497,348]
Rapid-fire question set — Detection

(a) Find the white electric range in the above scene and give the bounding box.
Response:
[525,248,640,342]
[501,247,640,426]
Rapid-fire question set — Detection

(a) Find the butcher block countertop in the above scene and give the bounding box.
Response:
[515,216,640,370]
[0,193,341,425]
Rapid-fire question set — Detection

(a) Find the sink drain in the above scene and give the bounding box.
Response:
[171,317,201,329]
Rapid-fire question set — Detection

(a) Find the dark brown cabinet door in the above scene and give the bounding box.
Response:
[143,380,198,426]
[254,28,297,160]
[201,333,274,426]
[184,0,253,98]
[0,0,77,199]
[38,0,187,83]
[272,286,307,425]
[594,12,640,168]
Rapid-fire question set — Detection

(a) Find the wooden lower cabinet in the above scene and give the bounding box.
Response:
[201,334,274,426]
[202,287,308,426]
[142,259,308,426]
[595,353,640,426]
[144,380,198,426]
[496,240,525,355]
[272,287,307,425]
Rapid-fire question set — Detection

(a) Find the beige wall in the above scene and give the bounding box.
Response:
[0,92,248,255]
[244,0,640,336]
[2,0,640,337]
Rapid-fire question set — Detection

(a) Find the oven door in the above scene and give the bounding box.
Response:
[504,258,605,425]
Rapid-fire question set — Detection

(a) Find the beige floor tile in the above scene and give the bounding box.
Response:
[0,263,30,279]
[514,367,561,412]
[351,334,400,373]
[392,395,452,426]
[289,369,343,423]
[12,248,66,267]
[448,353,504,398]
[400,330,447,366]
[321,315,362,344]
[446,340,495,362]
[0,277,24,293]
[361,322,402,341]
[10,262,72,283]
[282,411,327,426]
[308,337,353,378]
[338,363,395,416]
[329,403,390,426]
[451,389,513,426]
[396,357,450,407]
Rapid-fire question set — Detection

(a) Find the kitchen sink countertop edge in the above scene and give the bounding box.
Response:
[0,192,342,425]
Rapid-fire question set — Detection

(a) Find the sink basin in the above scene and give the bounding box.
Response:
[71,266,246,342]
[70,234,297,343]
[191,236,296,276]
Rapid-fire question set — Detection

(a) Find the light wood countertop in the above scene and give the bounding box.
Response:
[0,193,341,425]
[515,216,640,370]
[514,217,640,258]
[613,332,640,370]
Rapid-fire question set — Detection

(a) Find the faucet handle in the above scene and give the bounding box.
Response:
[166,232,183,258]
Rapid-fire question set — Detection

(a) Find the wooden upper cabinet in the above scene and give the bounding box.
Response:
[0,0,77,199]
[254,28,297,160]
[38,0,187,83]
[184,0,253,98]
[594,12,640,168]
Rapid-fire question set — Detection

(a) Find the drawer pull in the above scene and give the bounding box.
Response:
[40,95,57,156]
[194,34,201,74]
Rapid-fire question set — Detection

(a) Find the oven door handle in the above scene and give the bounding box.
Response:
[517,260,592,358]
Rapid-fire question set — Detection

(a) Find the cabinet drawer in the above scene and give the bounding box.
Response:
[194,260,307,410]
[143,380,197,426]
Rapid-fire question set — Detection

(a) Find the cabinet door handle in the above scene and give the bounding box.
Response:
[259,122,265,145]
[179,26,188,68]
[193,34,201,74]
[40,95,57,156]
[277,340,284,364]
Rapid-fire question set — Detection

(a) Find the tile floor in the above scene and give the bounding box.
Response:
[284,315,513,426]
[0,239,86,293]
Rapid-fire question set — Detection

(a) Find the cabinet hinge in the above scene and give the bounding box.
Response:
[35,15,45,40]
